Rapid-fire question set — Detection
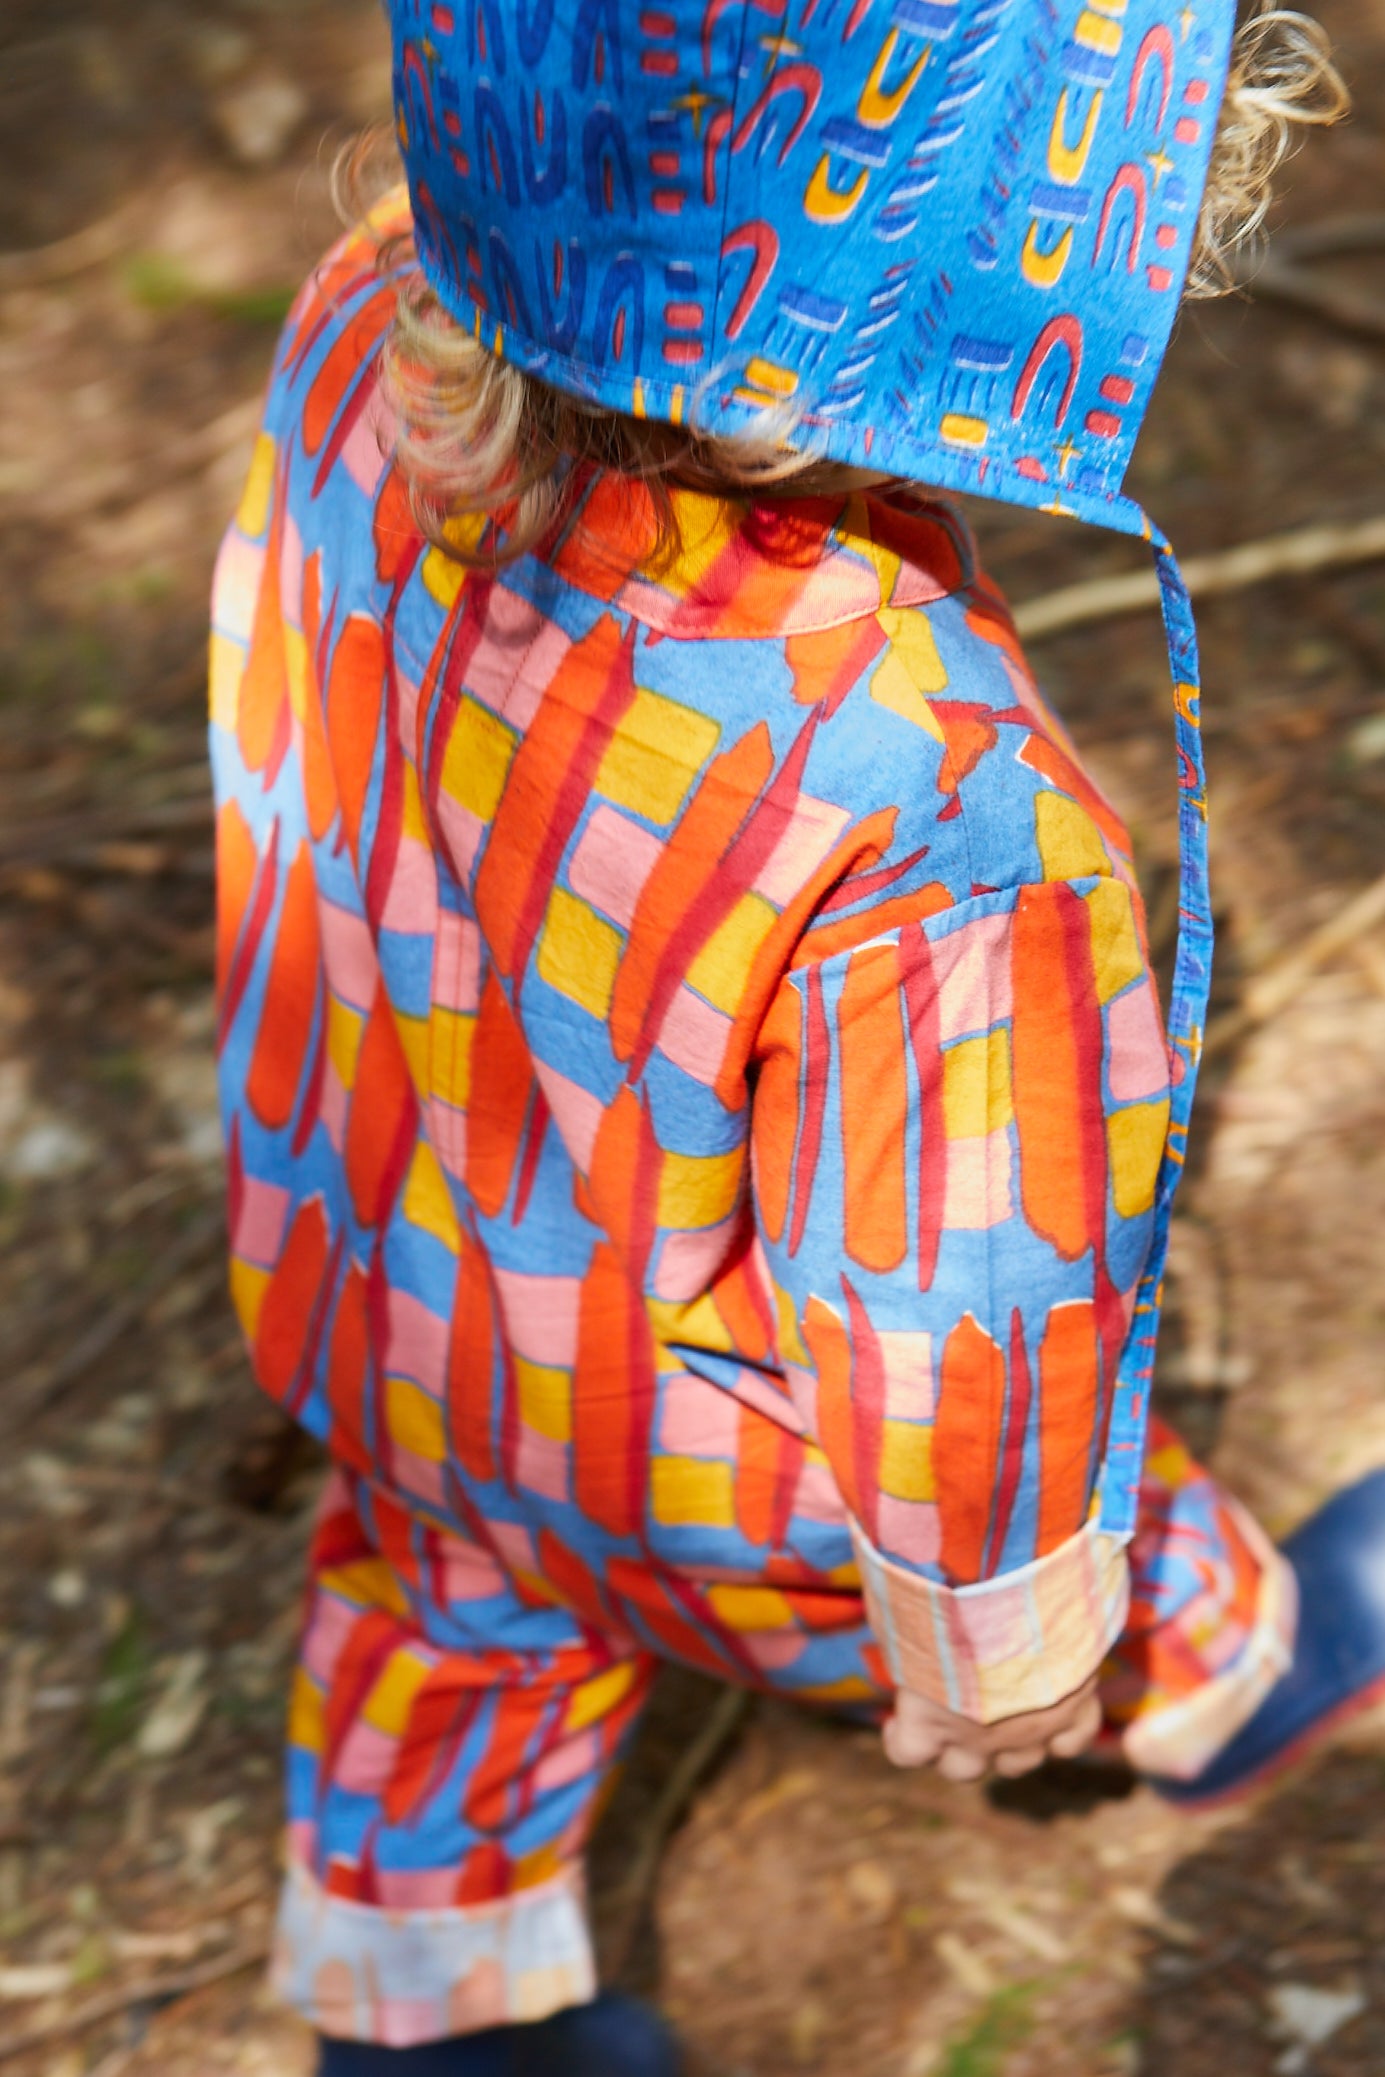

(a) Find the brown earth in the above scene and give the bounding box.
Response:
[1,4,1384,2074]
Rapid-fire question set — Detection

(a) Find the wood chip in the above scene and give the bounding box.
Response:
[933,1930,997,1997]
[975,1897,1070,1965]
[1109,1884,1200,1948]
[0,1961,74,2001]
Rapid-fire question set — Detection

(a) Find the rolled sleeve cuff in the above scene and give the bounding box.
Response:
[851,1514,1131,1724]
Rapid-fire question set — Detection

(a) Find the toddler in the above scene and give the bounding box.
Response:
[210,3,1378,2071]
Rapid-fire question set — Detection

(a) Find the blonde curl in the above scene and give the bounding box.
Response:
[1187,6,1348,295]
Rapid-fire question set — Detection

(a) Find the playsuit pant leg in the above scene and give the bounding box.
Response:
[273,1469,658,2048]
[274,1417,1293,2048]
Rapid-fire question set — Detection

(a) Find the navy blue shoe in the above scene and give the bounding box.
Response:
[318,1990,681,2076]
[1152,1467,1385,1807]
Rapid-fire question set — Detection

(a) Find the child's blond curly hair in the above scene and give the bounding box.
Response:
[357,5,1346,568]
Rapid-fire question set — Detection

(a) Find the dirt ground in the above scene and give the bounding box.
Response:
[2,4,1385,2074]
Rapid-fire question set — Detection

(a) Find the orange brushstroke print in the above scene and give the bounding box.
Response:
[385,1669,480,1827]
[841,1278,887,1545]
[794,878,951,965]
[734,1400,802,1548]
[784,615,886,713]
[714,804,902,1111]
[934,1312,1007,1584]
[537,1529,623,1633]
[326,1264,374,1478]
[932,699,1027,810]
[238,494,291,782]
[448,1228,499,1485]
[246,840,321,1131]
[1019,733,1132,869]
[606,1560,757,1681]
[215,799,257,1009]
[463,1686,555,1833]
[298,558,340,842]
[1037,1299,1101,1556]
[609,721,775,1065]
[318,1608,406,1792]
[710,1246,776,1365]
[344,986,418,1229]
[475,614,638,988]
[749,977,800,1247]
[254,1199,330,1403]
[787,962,830,1260]
[1010,883,1107,1263]
[802,1293,859,1521]
[573,1244,645,1539]
[465,973,535,1219]
[626,711,821,1081]
[302,302,393,460]
[838,944,909,1275]
[325,615,387,867]
[897,918,946,1292]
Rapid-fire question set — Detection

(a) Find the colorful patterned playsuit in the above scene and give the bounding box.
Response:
[212,0,1297,2049]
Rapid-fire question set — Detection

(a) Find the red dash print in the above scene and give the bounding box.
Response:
[788,964,830,1258]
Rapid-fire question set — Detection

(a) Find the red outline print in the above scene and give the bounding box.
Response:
[1011,315,1083,428]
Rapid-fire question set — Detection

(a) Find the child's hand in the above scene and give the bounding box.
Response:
[882,1674,1102,1781]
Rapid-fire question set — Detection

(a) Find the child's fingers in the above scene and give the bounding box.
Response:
[882,1705,944,1769]
[992,1743,1048,1778]
[1046,1693,1103,1759]
[936,1743,988,1783]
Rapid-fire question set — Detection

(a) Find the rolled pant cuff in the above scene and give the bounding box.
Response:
[272,1855,597,2047]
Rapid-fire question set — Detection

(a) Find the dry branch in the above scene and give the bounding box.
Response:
[603,1686,750,1981]
[1204,866,1385,1060]
[1013,514,1385,643]
[15,1208,224,1425]
[1273,213,1385,261]
[1251,262,1385,345]
[0,203,140,292]
[0,1938,267,2066]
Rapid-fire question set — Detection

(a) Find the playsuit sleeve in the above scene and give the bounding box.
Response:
[750,865,1170,1723]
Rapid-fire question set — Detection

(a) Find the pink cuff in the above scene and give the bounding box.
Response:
[852,1514,1131,1724]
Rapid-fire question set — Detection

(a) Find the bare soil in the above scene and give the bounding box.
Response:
[2,5,1384,2074]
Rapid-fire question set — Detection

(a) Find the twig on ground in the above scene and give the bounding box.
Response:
[0,1937,267,2066]
[1270,214,1385,264]
[15,1208,223,1425]
[1013,515,1385,643]
[0,794,211,872]
[604,1686,751,1982]
[1250,262,1385,345]
[0,202,141,292]
[1203,866,1385,1060]
[1160,1218,1238,1393]
[1226,215,1385,341]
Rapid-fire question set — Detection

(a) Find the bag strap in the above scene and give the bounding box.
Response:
[1098,520,1213,1538]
